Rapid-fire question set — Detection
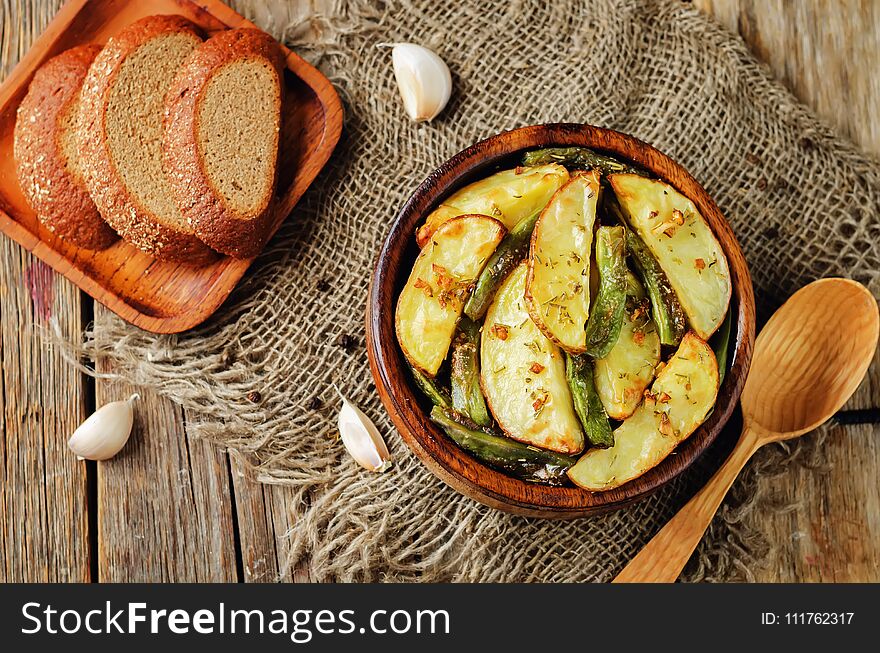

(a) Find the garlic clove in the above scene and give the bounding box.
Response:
[68,393,139,461]
[335,386,392,473]
[391,43,452,122]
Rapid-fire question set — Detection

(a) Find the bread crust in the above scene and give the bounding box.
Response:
[14,44,118,250]
[78,15,215,264]
[164,28,285,259]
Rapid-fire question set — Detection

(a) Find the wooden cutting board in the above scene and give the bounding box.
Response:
[0,0,343,333]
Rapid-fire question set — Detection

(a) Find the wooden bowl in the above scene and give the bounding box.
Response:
[366,124,755,519]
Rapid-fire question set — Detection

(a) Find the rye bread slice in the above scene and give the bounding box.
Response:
[78,15,215,263]
[164,28,285,258]
[14,44,118,250]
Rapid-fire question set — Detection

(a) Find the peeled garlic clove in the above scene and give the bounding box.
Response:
[391,43,452,122]
[335,387,392,472]
[68,394,138,461]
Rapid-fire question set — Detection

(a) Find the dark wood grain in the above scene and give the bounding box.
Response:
[94,343,240,582]
[0,0,343,334]
[366,124,756,518]
[228,451,281,583]
[0,243,91,581]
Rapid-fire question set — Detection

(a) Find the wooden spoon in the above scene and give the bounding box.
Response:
[613,278,879,583]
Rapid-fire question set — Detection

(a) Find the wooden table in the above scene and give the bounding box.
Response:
[1,0,878,582]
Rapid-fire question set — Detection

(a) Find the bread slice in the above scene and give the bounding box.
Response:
[164,28,285,258]
[14,44,117,250]
[78,15,215,263]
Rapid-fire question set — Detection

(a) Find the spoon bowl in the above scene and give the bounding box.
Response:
[614,277,879,582]
[742,278,879,439]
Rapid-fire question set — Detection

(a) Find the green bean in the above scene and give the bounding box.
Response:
[450,317,492,426]
[624,229,687,347]
[521,146,647,177]
[584,226,628,358]
[565,354,614,449]
[625,269,645,299]
[408,364,451,408]
[463,209,541,321]
[430,406,576,485]
[711,308,733,386]
[605,192,686,346]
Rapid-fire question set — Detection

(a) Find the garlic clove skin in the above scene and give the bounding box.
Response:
[391,43,452,122]
[335,387,392,473]
[68,394,138,461]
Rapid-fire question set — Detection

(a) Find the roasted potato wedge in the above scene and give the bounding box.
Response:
[594,295,661,420]
[568,332,719,491]
[416,164,569,247]
[525,170,601,353]
[609,174,731,339]
[396,215,506,376]
[481,264,584,454]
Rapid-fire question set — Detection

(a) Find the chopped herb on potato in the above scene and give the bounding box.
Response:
[525,170,601,353]
[481,264,584,454]
[396,215,505,377]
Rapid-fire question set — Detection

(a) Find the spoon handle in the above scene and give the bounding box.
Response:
[612,425,761,583]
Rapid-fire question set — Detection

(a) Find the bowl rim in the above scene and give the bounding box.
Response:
[366,123,755,519]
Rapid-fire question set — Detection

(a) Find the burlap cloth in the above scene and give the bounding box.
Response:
[8,0,879,581]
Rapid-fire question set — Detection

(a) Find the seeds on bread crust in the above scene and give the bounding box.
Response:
[77,14,216,264]
[164,28,285,259]
[14,44,118,250]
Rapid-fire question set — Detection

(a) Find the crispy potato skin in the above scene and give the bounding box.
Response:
[525,170,600,353]
[416,164,568,248]
[396,214,505,377]
[480,263,584,454]
[567,332,719,491]
[610,174,731,339]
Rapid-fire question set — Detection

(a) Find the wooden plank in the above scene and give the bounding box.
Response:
[228,451,280,582]
[695,0,880,582]
[0,0,90,583]
[695,0,880,156]
[94,302,239,582]
[0,241,91,581]
[266,485,312,583]
[229,451,315,583]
